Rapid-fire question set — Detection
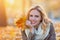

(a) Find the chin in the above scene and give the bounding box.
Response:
[32,24,37,26]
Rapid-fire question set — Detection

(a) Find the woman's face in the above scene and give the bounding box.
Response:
[29,9,41,26]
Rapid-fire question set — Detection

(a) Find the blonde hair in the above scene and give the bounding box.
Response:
[27,5,52,33]
[16,5,52,31]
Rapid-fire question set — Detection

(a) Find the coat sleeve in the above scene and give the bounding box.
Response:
[21,30,35,40]
[21,30,27,40]
[48,23,56,40]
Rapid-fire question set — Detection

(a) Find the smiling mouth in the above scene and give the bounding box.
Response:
[31,21,36,24]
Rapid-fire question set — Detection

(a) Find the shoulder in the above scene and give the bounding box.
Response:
[45,22,56,40]
[50,22,54,32]
[49,22,55,33]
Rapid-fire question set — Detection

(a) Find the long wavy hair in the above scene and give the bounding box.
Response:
[16,5,52,32]
[26,5,52,33]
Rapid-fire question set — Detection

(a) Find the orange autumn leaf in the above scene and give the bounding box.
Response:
[16,16,26,30]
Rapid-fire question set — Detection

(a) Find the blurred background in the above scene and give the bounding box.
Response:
[0,0,60,40]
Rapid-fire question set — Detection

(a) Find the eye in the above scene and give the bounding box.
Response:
[30,15,33,17]
[35,15,39,17]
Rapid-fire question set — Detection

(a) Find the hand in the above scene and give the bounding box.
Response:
[26,20,35,34]
[26,20,33,28]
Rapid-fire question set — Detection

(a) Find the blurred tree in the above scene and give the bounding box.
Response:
[0,0,7,26]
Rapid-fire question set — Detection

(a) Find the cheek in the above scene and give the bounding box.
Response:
[29,17,32,21]
[36,17,41,23]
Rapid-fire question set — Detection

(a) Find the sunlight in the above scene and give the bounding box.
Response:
[6,0,14,5]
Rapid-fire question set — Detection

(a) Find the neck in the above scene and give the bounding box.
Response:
[34,25,39,30]
[34,23,42,30]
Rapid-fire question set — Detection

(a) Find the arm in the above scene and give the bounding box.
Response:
[48,23,56,40]
[21,30,27,40]
[21,30,35,40]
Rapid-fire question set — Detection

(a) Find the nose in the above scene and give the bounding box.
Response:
[31,17,35,21]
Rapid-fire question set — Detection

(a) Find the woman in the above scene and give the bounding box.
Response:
[16,5,56,40]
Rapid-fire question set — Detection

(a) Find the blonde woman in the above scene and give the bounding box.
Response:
[16,5,56,40]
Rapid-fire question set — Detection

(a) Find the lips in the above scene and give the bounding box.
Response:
[31,21,36,24]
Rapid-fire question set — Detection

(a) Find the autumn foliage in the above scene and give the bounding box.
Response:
[16,16,27,30]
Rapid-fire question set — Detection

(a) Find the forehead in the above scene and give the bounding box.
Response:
[30,9,41,15]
